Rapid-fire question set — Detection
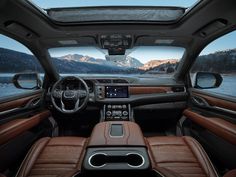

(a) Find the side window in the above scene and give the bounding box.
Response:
[0,34,44,99]
[190,31,236,97]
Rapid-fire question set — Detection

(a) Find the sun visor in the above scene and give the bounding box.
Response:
[194,19,228,38]
[4,22,38,39]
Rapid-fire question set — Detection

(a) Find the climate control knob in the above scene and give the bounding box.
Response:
[106,111,112,116]
[122,111,128,116]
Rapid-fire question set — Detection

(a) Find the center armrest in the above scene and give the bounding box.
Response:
[88,121,146,147]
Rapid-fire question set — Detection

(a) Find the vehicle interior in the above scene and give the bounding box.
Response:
[0,0,236,177]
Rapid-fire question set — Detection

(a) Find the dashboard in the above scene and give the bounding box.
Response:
[50,76,187,121]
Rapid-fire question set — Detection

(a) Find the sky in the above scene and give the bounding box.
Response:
[200,31,236,55]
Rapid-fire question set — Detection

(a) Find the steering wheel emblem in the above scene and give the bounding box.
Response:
[63,90,76,99]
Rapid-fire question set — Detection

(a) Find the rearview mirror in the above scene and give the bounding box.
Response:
[12,73,42,90]
[194,72,223,89]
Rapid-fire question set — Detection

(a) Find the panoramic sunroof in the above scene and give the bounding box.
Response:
[27,0,200,23]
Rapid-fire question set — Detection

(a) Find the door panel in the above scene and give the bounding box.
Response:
[184,89,236,170]
[186,28,236,172]
[0,92,52,174]
[191,90,236,112]
[183,109,236,145]
[0,33,49,174]
[0,91,42,113]
[0,110,51,145]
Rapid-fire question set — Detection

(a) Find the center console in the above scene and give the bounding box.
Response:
[96,85,131,121]
[83,121,150,172]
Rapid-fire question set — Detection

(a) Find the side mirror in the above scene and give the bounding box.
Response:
[12,72,42,90]
[194,72,223,89]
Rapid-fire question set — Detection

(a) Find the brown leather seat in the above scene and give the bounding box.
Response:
[147,136,218,177]
[16,137,87,177]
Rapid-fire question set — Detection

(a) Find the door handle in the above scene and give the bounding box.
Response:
[191,96,209,107]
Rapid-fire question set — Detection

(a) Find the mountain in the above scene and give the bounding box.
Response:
[139,59,178,70]
[58,54,84,61]
[117,56,143,68]
[0,48,44,73]
[105,55,143,68]
[0,48,141,74]
[2,47,236,75]
[191,48,236,73]
[59,54,101,63]
[59,54,143,68]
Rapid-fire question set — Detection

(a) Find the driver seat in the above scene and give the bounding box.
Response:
[16,137,87,177]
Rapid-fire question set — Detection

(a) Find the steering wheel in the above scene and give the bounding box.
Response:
[51,76,89,114]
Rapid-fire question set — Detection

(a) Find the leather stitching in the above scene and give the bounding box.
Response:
[183,137,210,176]
[16,137,50,177]
[190,137,219,177]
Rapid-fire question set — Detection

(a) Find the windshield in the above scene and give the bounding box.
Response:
[49,46,185,76]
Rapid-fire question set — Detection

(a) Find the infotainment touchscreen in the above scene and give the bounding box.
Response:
[105,86,129,98]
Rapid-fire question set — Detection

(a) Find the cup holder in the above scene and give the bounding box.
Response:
[89,153,107,168]
[126,153,145,168]
[88,152,145,168]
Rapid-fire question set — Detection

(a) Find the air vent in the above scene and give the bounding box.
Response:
[113,79,128,83]
[96,79,128,83]
[97,79,112,83]
[172,86,185,92]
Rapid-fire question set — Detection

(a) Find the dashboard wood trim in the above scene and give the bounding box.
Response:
[129,87,172,95]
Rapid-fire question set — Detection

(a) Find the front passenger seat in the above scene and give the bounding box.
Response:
[147,136,218,177]
[16,137,87,177]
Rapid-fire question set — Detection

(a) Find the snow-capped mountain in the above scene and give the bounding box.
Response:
[139,59,178,70]
[59,54,143,68]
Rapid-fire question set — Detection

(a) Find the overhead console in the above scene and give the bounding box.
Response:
[100,34,133,55]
